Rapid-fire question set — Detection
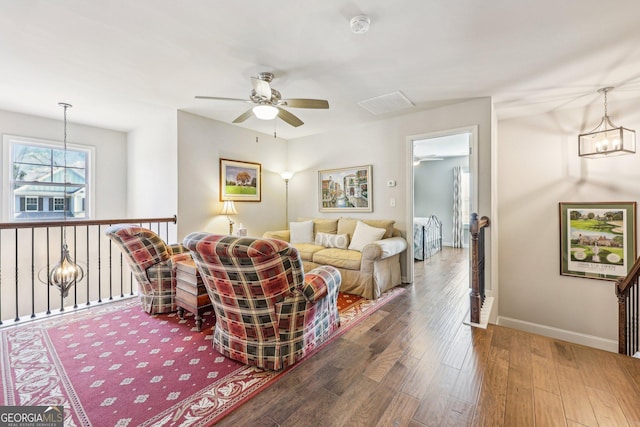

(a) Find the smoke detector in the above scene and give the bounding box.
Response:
[350,15,370,34]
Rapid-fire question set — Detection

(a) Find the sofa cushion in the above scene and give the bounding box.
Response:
[293,243,326,262]
[348,221,386,252]
[312,248,362,270]
[315,232,349,249]
[337,218,395,239]
[298,218,339,237]
[290,220,314,243]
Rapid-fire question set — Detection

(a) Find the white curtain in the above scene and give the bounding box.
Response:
[453,166,464,248]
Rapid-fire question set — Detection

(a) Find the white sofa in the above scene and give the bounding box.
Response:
[264,218,407,299]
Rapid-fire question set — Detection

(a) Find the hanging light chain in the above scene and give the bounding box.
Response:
[58,103,72,238]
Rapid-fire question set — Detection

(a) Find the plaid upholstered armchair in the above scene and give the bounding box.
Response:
[183,233,341,371]
[105,224,191,314]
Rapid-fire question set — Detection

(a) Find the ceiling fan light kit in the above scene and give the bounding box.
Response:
[196,72,329,127]
[252,104,278,120]
[578,87,636,158]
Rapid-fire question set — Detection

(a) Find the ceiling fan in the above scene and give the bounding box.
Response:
[195,72,329,127]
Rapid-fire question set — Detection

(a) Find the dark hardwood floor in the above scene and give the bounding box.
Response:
[218,247,640,426]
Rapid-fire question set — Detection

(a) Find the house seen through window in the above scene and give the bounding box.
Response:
[7,137,91,220]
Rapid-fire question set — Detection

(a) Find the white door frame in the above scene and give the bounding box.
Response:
[404,125,478,283]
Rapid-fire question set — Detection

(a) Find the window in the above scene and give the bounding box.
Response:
[4,135,92,220]
[53,197,65,212]
[25,196,39,211]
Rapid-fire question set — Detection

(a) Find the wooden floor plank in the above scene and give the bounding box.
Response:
[586,385,630,427]
[533,387,567,427]
[471,346,509,427]
[555,364,598,426]
[215,248,640,427]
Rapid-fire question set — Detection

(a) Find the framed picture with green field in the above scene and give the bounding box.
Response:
[220,158,261,202]
[559,201,636,281]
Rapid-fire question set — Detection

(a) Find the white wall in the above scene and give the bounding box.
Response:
[127,107,178,220]
[176,111,289,240]
[497,97,640,351]
[287,98,494,284]
[0,108,127,219]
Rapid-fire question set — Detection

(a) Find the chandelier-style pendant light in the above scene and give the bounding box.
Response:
[578,87,636,158]
[48,102,85,297]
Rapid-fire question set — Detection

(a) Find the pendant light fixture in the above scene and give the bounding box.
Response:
[578,87,636,158]
[48,102,85,297]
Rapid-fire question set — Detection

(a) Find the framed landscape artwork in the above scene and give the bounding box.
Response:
[559,202,636,281]
[219,158,261,202]
[318,165,372,212]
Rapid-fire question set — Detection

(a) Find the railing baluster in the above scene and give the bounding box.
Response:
[97,225,102,303]
[0,229,3,325]
[86,224,90,306]
[72,225,78,309]
[109,225,113,300]
[14,229,19,322]
[30,228,35,318]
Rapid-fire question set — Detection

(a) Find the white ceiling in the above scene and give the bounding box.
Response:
[1,1,640,140]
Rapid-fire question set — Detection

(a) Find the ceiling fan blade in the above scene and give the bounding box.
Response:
[251,77,272,100]
[277,107,304,127]
[195,96,250,103]
[281,98,329,109]
[232,109,254,124]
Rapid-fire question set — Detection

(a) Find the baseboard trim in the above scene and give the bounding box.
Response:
[497,316,618,353]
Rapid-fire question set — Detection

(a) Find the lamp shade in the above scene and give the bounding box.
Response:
[220,200,238,215]
[280,171,294,181]
[253,104,278,120]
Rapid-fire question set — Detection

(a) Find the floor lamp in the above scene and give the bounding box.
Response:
[280,172,294,228]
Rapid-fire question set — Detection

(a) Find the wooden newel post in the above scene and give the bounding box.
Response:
[470,213,490,325]
[470,213,481,324]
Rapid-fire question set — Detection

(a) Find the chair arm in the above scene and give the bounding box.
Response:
[168,243,189,255]
[167,243,192,267]
[301,265,341,303]
[361,237,407,261]
[263,230,290,242]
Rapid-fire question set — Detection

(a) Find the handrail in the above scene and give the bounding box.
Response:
[470,213,490,324]
[0,215,177,230]
[616,255,640,355]
[616,256,640,296]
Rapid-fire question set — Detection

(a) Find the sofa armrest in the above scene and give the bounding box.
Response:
[301,265,341,303]
[263,230,290,242]
[361,236,407,261]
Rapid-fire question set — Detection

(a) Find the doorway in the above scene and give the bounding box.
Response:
[405,126,478,283]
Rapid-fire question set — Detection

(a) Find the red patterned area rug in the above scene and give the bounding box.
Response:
[0,287,405,426]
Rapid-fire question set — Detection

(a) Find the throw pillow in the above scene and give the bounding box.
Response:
[289,220,314,243]
[348,221,386,252]
[315,232,349,249]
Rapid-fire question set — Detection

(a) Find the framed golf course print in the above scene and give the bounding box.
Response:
[559,201,636,281]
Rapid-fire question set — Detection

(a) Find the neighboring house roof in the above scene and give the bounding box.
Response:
[14,168,85,197]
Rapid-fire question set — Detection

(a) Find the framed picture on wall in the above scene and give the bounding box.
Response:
[318,165,372,212]
[559,201,636,281]
[220,158,262,202]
